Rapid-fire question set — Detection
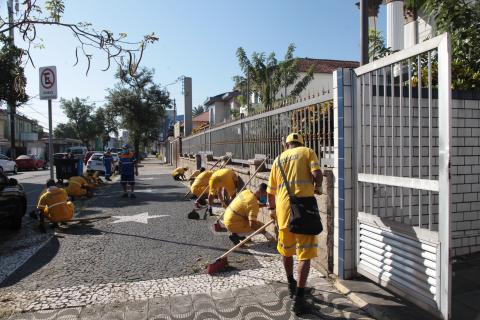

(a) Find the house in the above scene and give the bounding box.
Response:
[283,58,359,99]
[192,111,209,133]
[204,90,240,125]
[0,109,44,157]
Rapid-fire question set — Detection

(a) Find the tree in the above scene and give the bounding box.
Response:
[0,35,28,107]
[0,0,158,75]
[106,66,171,158]
[192,105,205,117]
[421,0,480,90]
[53,122,76,139]
[368,30,392,61]
[233,44,314,111]
[58,97,101,148]
[94,107,118,149]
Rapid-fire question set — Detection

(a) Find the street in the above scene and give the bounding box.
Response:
[0,158,373,319]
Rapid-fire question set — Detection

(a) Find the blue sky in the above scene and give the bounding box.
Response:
[14,0,386,130]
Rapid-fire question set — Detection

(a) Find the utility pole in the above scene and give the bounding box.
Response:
[7,0,17,159]
[360,0,369,66]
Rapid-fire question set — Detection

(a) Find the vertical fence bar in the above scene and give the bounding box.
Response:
[376,69,380,216]
[408,58,413,222]
[399,61,404,222]
[418,54,422,228]
[383,67,388,217]
[391,64,395,220]
[369,72,374,214]
[428,51,433,230]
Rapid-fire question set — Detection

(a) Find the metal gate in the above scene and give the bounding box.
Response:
[353,33,451,319]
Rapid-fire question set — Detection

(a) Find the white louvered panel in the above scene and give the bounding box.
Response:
[358,221,438,309]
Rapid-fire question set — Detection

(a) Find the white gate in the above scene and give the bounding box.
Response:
[353,33,451,319]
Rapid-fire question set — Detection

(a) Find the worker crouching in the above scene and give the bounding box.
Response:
[224,183,270,245]
[34,179,75,232]
[171,167,189,181]
[207,168,238,214]
[188,167,205,185]
[191,170,214,206]
[66,175,92,199]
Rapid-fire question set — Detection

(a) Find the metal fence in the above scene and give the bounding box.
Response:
[181,95,334,167]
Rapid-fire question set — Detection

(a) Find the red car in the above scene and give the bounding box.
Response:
[15,155,47,171]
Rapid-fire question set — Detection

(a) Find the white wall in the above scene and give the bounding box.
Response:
[279,72,333,101]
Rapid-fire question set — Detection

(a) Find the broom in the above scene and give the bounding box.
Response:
[206,220,275,275]
[188,155,232,219]
[183,157,224,200]
[212,156,269,232]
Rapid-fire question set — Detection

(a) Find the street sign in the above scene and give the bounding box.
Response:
[39,66,57,100]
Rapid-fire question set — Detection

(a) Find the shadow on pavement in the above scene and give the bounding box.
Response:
[0,236,60,288]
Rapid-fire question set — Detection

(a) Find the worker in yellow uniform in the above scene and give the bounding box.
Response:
[66,175,92,199]
[191,170,214,206]
[267,133,323,316]
[207,168,238,214]
[188,167,205,185]
[224,183,270,244]
[171,167,189,181]
[35,179,75,232]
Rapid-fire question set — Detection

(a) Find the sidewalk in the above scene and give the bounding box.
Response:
[1,158,374,320]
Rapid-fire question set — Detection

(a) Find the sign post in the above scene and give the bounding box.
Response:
[39,66,58,180]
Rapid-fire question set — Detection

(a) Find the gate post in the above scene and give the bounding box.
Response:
[333,68,356,279]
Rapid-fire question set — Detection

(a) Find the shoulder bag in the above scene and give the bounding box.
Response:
[276,156,323,235]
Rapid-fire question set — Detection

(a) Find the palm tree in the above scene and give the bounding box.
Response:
[192,105,205,117]
[234,44,314,111]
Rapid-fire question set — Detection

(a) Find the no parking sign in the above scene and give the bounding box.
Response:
[39,66,57,100]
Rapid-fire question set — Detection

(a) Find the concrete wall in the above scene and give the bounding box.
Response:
[178,155,335,274]
[280,72,333,101]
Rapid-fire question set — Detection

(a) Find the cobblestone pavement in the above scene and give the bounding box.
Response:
[0,159,374,319]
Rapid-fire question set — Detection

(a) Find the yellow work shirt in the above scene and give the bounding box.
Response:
[224,190,260,234]
[37,187,74,223]
[66,176,88,197]
[172,167,186,177]
[267,146,321,230]
[209,168,237,196]
[191,170,213,197]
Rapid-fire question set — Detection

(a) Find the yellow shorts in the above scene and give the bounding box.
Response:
[277,228,318,261]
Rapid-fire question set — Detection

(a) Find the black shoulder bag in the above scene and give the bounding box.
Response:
[277,156,323,235]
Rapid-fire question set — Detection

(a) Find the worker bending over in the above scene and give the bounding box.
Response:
[188,167,205,185]
[207,168,238,212]
[171,167,189,181]
[191,170,214,206]
[34,179,75,232]
[224,183,270,244]
[66,175,92,199]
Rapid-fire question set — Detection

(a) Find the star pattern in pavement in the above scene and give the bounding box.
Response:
[111,212,169,224]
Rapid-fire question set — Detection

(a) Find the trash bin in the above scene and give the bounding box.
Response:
[54,158,79,181]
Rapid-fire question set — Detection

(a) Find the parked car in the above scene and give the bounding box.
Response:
[66,146,87,160]
[53,153,68,160]
[0,154,17,174]
[0,174,26,230]
[84,151,96,165]
[86,153,105,175]
[15,155,47,171]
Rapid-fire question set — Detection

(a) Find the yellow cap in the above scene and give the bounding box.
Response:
[285,133,304,145]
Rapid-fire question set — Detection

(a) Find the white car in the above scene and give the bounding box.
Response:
[86,153,105,175]
[0,154,17,174]
[111,152,119,173]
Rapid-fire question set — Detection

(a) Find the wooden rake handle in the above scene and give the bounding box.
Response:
[217,220,275,261]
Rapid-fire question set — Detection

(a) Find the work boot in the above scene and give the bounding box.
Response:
[130,193,136,199]
[288,280,297,299]
[292,295,311,316]
[228,233,241,245]
[106,177,111,181]
[29,210,38,220]
[122,193,129,198]
[207,206,213,216]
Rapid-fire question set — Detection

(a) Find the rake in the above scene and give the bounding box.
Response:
[212,156,269,232]
[183,157,223,200]
[206,220,274,275]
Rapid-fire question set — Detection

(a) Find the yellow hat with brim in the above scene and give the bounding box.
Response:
[286,133,304,145]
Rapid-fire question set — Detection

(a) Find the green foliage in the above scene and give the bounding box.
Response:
[192,105,205,117]
[233,43,314,111]
[57,98,102,148]
[107,67,171,157]
[45,0,65,22]
[368,30,392,61]
[0,36,28,107]
[422,0,480,90]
